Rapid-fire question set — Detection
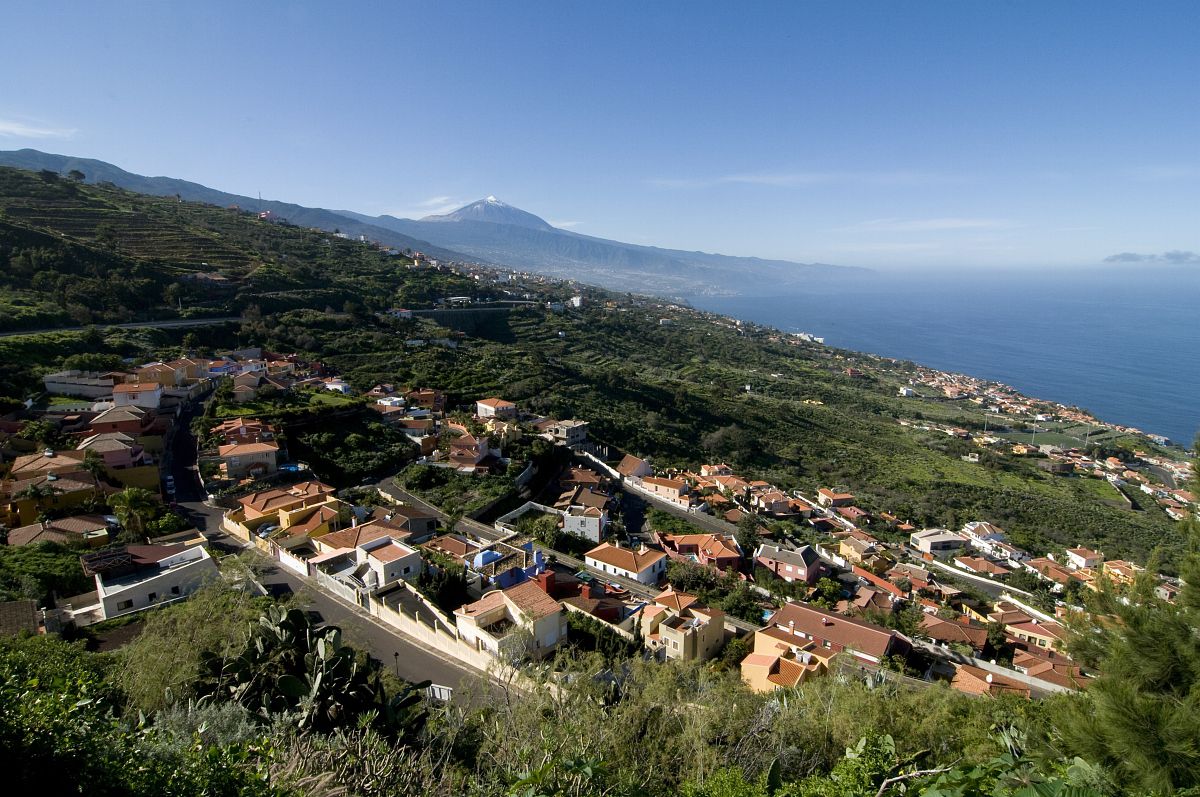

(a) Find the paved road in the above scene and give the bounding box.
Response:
[0,316,241,339]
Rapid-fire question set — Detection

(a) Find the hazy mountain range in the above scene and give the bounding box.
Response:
[0,149,866,295]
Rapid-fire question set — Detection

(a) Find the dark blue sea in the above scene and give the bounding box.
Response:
[691,267,1200,447]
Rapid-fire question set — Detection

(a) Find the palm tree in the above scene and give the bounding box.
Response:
[109,487,158,543]
[80,449,107,491]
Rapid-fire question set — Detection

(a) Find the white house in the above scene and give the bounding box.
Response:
[356,536,422,589]
[322,377,352,394]
[584,542,667,585]
[909,529,969,558]
[476,397,518,419]
[84,544,218,620]
[112,382,164,410]
[454,579,567,661]
[1063,547,1103,570]
[563,506,606,543]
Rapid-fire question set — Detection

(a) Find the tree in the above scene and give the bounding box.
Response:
[66,169,85,182]
[1051,482,1200,793]
[80,449,107,489]
[109,487,158,543]
[737,514,762,562]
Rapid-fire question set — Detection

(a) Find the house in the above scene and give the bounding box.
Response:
[953,556,1012,577]
[962,521,1006,544]
[547,419,589,446]
[838,535,879,566]
[658,533,742,572]
[1026,557,1074,588]
[616,454,652,480]
[1064,547,1103,570]
[1006,618,1068,652]
[563,506,607,543]
[909,529,968,558]
[919,614,989,652]
[740,626,834,692]
[640,587,724,662]
[447,433,493,472]
[1012,649,1087,690]
[210,418,276,445]
[5,449,88,479]
[217,441,280,480]
[640,476,691,507]
[454,580,567,661]
[1,471,102,526]
[760,601,910,666]
[112,382,164,410]
[817,488,855,507]
[950,663,1031,698]
[82,544,218,620]
[7,514,112,547]
[76,432,148,470]
[312,520,395,554]
[701,463,733,477]
[88,406,155,437]
[754,544,829,585]
[135,361,187,387]
[353,537,423,589]
[836,506,870,525]
[753,490,794,516]
[405,388,446,414]
[1102,559,1144,586]
[236,481,336,521]
[475,397,517,419]
[585,542,668,585]
[321,377,352,394]
[378,504,439,539]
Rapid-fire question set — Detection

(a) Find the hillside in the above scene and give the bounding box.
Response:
[0,149,471,263]
[0,165,1181,564]
[0,150,867,296]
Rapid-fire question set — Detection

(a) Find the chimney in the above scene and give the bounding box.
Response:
[536,569,556,595]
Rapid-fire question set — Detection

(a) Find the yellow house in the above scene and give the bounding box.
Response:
[740,626,834,693]
[1,472,103,526]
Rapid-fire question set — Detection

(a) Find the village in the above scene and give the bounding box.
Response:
[2,339,1194,703]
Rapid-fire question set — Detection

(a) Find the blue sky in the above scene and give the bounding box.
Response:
[1,1,1197,269]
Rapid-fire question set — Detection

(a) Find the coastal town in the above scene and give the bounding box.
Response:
[2,328,1192,703]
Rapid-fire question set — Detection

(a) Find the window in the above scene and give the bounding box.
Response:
[147,592,157,602]
[171,586,181,595]
[116,599,133,611]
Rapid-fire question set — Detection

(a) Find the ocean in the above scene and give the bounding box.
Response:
[690,267,1200,447]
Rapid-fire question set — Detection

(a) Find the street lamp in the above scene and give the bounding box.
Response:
[393,651,399,677]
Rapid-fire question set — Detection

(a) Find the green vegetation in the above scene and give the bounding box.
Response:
[398,463,517,515]
[0,541,93,604]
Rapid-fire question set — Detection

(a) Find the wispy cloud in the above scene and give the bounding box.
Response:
[549,219,582,229]
[838,217,1015,233]
[1104,250,1200,264]
[647,169,952,190]
[0,116,77,139]
[1124,165,1200,181]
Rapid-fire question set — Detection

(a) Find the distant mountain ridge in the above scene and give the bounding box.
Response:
[0,149,470,263]
[0,149,867,295]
